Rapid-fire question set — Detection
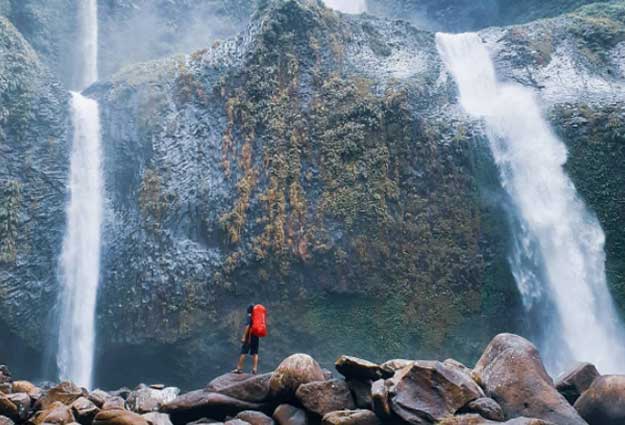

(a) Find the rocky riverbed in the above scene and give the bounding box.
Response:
[0,334,621,425]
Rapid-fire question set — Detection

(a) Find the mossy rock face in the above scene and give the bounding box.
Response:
[0,17,70,375]
[92,0,521,389]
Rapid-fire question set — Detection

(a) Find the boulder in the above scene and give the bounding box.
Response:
[388,361,483,424]
[270,355,325,399]
[473,334,586,425]
[102,397,126,411]
[161,390,265,425]
[346,380,371,410]
[0,415,13,425]
[438,415,554,425]
[459,398,504,422]
[295,379,355,417]
[574,375,625,425]
[0,396,17,420]
[555,363,599,405]
[272,405,307,425]
[207,375,254,393]
[443,360,473,379]
[224,420,249,425]
[216,374,273,403]
[7,393,30,420]
[186,419,222,425]
[33,401,76,425]
[0,385,11,396]
[110,389,132,401]
[71,397,100,425]
[142,412,173,425]
[89,391,112,409]
[0,367,11,384]
[127,386,180,413]
[380,361,414,377]
[370,380,391,419]
[235,411,274,425]
[93,409,149,425]
[321,410,380,425]
[37,382,85,410]
[12,381,38,396]
[335,357,388,381]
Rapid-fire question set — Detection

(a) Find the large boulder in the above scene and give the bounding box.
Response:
[272,405,307,425]
[127,386,180,413]
[142,412,173,425]
[0,367,11,384]
[235,411,274,425]
[6,393,30,421]
[0,415,13,425]
[207,375,254,392]
[574,375,625,425]
[32,401,75,425]
[555,363,599,405]
[37,382,85,410]
[93,409,150,425]
[459,398,504,421]
[473,334,586,425]
[335,357,388,381]
[388,361,484,424]
[161,390,266,425]
[71,397,100,425]
[0,396,17,420]
[102,397,126,411]
[370,380,391,419]
[321,410,380,425]
[215,374,273,403]
[295,380,355,417]
[89,391,113,409]
[12,381,39,396]
[270,355,325,399]
[346,380,371,410]
[380,361,414,376]
[439,415,555,425]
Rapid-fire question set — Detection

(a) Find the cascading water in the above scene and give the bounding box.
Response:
[436,32,625,374]
[57,0,103,389]
[323,0,367,14]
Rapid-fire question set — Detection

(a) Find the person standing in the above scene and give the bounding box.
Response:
[233,304,263,374]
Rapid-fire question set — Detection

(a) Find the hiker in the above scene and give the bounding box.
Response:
[233,303,267,374]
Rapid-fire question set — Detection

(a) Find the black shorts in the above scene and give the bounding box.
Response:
[241,335,260,355]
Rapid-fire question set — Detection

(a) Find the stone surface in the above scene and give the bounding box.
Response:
[142,412,174,425]
[215,374,273,403]
[270,355,325,399]
[127,386,179,413]
[388,361,484,424]
[321,410,380,425]
[102,397,126,411]
[473,334,586,425]
[93,409,149,425]
[0,396,17,420]
[295,379,355,417]
[33,401,75,425]
[37,382,85,410]
[459,398,504,422]
[370,380,391,419]
[89,391,112,409]
[235,411,274,425]
[6,393,30,420]
[272,405,307,425]
[71,397,99,425]
[335,357,388,381]
[0,415,13,425]
[161,391,265,425]
[12,381,38,396]
[346,380,371,410]
[380,361,414,376]
[555,363,599,405]
[574,375,625,425]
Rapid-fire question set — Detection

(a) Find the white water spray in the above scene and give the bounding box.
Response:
[323,0,367,14]
[436,32,625,373]
[57,0,103,389]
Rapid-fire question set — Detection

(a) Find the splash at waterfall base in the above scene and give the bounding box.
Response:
[0,333,622,425]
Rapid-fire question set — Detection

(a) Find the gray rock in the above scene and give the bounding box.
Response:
[459,398,504,422]
[335,357,388,381]
[235,411,274,425]
[555,362,599,405]
[321,410,380,425]
[295,379,355,417]
[574,375,625,425]
[270,355,325,399]
[142,412,174,425]
[272,405,307,425]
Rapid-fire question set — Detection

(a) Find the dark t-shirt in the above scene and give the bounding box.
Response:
[246,312,253,327]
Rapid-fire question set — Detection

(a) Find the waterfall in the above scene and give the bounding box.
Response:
[57,0,103,389]
[323,0,367,14]
[436,32,625,374]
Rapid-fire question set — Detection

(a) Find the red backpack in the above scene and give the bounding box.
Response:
[251,304,268,337]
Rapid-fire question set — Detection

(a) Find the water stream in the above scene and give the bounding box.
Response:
[57,0,103,388]
[436,32,625,373]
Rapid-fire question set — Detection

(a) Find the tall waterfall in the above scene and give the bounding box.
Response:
[323,0,367,14]
[436,32,625,374]
[57,0,103,389]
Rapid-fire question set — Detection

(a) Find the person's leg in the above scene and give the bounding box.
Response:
[235,354,246,372]
[251,336,260,374]
[252,354,259,374]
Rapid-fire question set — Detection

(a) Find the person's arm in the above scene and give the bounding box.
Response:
[241,325,250,343]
